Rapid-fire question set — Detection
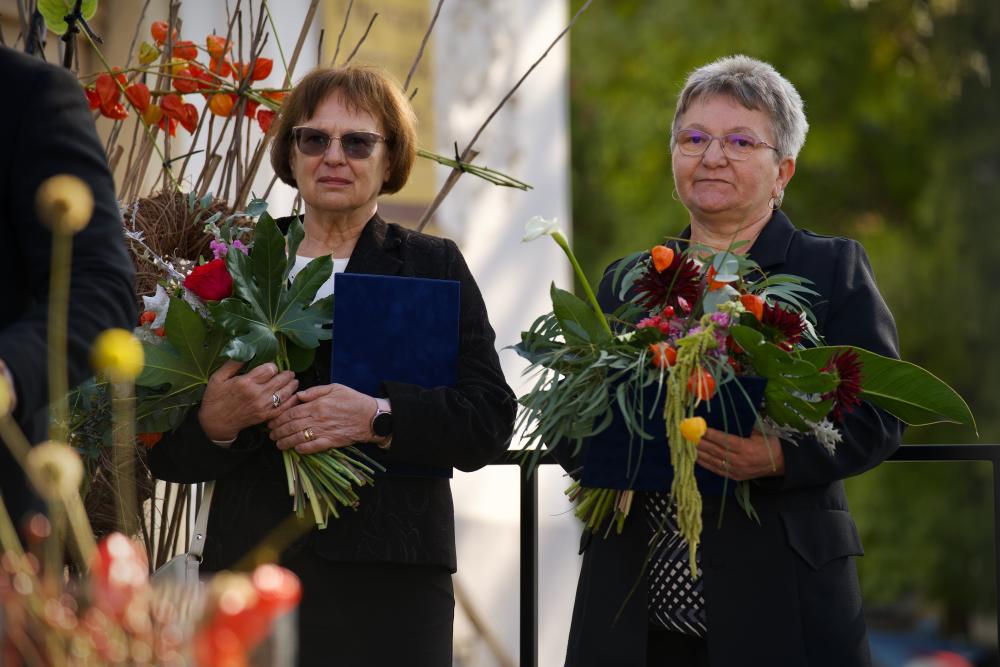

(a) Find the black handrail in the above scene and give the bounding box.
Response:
[495,444,1000,667]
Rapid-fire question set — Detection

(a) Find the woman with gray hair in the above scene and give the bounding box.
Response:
[559,55,901,666]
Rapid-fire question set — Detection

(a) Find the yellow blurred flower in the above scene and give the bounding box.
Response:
[92,329,145,381]
[26,441,84,501]
[0,370,11,418]
[35,174,94,234]
[679,416,707,443]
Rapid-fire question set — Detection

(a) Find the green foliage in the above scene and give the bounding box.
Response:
[135,295,228,432]
[213,213,333,370]
[570,0,999,633]
[39,0,98,35]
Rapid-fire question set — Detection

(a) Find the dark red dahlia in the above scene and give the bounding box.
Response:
[632,252,701,312]
[760,302,806,350]
[823,349,863,421]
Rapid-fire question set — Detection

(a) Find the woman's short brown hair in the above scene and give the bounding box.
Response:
[270,65,417,195]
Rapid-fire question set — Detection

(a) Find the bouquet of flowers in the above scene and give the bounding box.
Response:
[515,217,975,572]
[125,202,382,529]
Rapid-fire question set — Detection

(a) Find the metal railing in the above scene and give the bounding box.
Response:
[495,444,1000,667]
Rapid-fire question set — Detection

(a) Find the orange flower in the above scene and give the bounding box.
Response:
[206,34,229,60]
[172,68,199,94]
[250,57,273,81]
[160,93,185,120]
[158,115,178,136]
[139,310,156,325]
[740,293,764,320]
[231,61,251,81]
[150,21,176,46]
[208,93,236,117]
[124,83,151,112]
[648,343,677,369]
[257,109,275,133]
[154,327,166,337]
[687,368,716,401]
[651,245,675,273]
[173,40,198,61]
[209,56,232,78]
[94,72,120,108]
[179,103,199,133]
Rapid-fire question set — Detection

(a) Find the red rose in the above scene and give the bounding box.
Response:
[184,258,233,301]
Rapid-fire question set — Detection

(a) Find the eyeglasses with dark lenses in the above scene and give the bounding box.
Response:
[674,129,778,161]
[291,126,385,159]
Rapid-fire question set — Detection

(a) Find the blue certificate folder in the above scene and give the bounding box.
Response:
[580,376,767,494]
[331,273,461,479]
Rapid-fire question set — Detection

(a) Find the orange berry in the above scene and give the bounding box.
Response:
[687,368,716,401]
[648,343,677,369]
[651,245,675,273]
[740,293,764,320]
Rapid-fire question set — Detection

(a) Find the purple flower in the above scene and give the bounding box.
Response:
[709,311,731,328]
[232,240,249,254]
[210,239,228,259]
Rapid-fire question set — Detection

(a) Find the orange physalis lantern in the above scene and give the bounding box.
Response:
[208,93,236,117]
[250,57,273,81]
[124,83,151,112]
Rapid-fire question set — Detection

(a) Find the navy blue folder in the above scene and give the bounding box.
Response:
[331,273,461,478]
[580,376,767,494]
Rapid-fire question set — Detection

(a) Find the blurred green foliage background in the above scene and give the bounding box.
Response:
[568,0,999,640]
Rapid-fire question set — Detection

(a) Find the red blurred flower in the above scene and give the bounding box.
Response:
[209,56,233,78]
[158,115,178,136]
[188,62,214,90]
[243,99,260,118]
[84,86,101,109]
[94,72,120,108]
[823,349,863,421]
[633,251,701,312]
[172,68,199,94]
[150,20,176,46]
[206,34,229,60]
[760,302,805,350]
[124,83,151,112]
[173,39,198,60]
[160,93,185,120]
[137,432,162,448]
[184,258,232,301]
[180,103,199,132]
[257,109,275,133]
[250,57,273,81]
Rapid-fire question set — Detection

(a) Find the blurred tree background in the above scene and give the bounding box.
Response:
[568,0,999,643]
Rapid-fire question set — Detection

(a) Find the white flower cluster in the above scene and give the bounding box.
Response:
[759,415,842,455]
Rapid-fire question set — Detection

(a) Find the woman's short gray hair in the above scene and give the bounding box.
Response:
[671,55,808,160]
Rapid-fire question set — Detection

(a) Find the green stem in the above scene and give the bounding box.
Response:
[48,232,72,442]
[551,231,613,337]
[111,381,137,536]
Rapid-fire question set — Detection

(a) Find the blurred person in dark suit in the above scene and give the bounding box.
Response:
[0,45,136,530]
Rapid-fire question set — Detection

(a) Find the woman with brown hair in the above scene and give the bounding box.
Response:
[149,65,516,665]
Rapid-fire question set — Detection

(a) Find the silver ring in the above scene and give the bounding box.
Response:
[271,392,281,409]
[303,428,314,441]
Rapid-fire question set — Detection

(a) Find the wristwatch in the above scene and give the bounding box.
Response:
[370,398,393,448]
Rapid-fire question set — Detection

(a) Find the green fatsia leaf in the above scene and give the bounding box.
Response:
[136,387,204,433]
[551,283,610,345]
[136,295,228,395]
[213,214,333,367]
[39,0,98,35]
[800,346,977,431]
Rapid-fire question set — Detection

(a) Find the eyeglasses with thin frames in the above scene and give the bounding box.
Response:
[674,128,778,161]
[291,126,385,160]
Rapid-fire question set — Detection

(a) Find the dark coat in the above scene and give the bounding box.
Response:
[0,47,136,525]
[561,210,903,667]
[147,214,517,573]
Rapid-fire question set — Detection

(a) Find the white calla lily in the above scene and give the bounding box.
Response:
[522,216,561,242]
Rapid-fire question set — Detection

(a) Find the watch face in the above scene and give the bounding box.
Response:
[372,411,393,437]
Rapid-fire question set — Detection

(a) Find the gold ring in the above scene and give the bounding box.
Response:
[303,428,314,441]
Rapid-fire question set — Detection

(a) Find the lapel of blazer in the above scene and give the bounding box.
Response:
[344,213,404,277]
[746,209,796,271]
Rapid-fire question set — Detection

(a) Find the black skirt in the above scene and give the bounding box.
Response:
[284,549,455,667]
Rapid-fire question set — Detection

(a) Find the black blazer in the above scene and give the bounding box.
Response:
[0,47,136,525]
[561,211,902,667]
[148,215,516,572]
